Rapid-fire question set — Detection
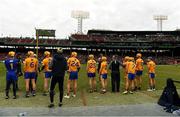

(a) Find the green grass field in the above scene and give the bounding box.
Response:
[0,62,180,107]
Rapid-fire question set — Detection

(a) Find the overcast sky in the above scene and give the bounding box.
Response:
[0,0,180,38]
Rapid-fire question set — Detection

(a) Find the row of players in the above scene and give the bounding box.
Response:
[4,50,156,99]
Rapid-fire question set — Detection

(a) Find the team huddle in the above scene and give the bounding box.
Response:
[4,49,156,106]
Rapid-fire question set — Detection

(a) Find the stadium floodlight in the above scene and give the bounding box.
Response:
[153,15,168,31]
[71,10,89,34]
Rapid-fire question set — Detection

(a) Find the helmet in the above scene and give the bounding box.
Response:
[71,52,77,57]
[34,54,37,58]
[124,56,129,61]
[28,51,34,56]
[57,48,63,53]
[44,51,50,57]
[8,51,15,57]
[147,57,153,61]
[89,54,94,59]
[129,57,134,61]
[101,56,107,61]
[136,53,142,58]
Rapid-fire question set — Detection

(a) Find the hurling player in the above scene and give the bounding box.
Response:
[99,56,108,94]
[122,56,129,93]
[86,54,97,93]
[64,52,80,98]
[41,51,52,96]
[4,51,19,99]
[24,51,38,97]
[135,53,144,90]
[147,57,156,91]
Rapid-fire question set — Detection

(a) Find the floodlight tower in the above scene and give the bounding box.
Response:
[71,10,89,34]
[153,15,168,31]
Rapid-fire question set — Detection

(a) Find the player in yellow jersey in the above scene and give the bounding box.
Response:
[135,53,144,90]
[86,54,97,93]
[41,51,52,96]
[122,56,129,93]
[64,52,81,98]
[99,56,108,94]
[24,51,38,97]
[147,57,156,91]
[123,57,136,94]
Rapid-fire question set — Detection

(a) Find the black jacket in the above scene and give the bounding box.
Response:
[51,53,67,77]
[109,60,121,73]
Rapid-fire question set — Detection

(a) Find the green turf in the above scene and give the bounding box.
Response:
[0,62,180,107]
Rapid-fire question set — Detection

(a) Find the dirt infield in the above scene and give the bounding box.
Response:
[0,103,173,116]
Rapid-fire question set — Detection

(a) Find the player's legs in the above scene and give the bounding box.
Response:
[44,78,50,94]
[73,80,77,96]
[104,79,108,90]
[31,79,36,96]
[89,78,93,92]
[12,80,17,98]
[25,79,30,92]
[5,80,11,99]
[92,77,97,91]
[66,79,71,96]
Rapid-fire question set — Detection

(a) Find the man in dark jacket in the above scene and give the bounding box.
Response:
[48,48,67,108]
[109,55,121,92]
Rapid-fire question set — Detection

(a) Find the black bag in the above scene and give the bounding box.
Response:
[158,78,180,107]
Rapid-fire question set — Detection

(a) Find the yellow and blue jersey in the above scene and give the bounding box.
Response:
[67,57,80,72]
[24,57,38,73]
[87,60,96,73]
[42,57,52,72]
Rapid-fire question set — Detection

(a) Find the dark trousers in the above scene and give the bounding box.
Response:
[111,72,120,92]
[6,79,17,96]
[49,76,64,103]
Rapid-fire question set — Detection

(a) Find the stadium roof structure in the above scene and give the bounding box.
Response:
[87,30,180,36]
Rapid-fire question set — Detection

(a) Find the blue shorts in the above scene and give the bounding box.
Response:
[136,70,143,76]
[69,71,78,80]
[45,72,52,78]
[128,73,135,80]
[6,71,17,81]
[87,73,96,78]
[149,73,155,79]
[24,72,36,79]
[101,74,107,79]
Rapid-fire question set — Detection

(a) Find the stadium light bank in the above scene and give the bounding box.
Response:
[153,15,168,31]
[71,10,90,34]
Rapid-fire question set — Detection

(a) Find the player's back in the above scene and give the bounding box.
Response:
[67,57,80,72]
[147,61,156,73]
[127,61,136,74]
[136,58,144,71]
[24,57,38,72]
[5,59,19,72]
[100,61,107,74]
[42,57,52,72]
[87,59,96,73]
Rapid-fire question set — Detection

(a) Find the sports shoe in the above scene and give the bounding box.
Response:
[25,93,30,98]
[93,88,97,92]
[138,87,141,90]
[72,94,76,98]
[64,95,70,99]
[89,89,93,93]
[129,91,133,94]
[48,103,55,108]
[13,96,16,99]
[58,102,63,107]
[5,96,9,99]
[152,88,156,91]
[123,91,128,94]
[147,89,153,91]
[32,91,36,96]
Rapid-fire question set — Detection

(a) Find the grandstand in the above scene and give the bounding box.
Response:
[1,29,180,64]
